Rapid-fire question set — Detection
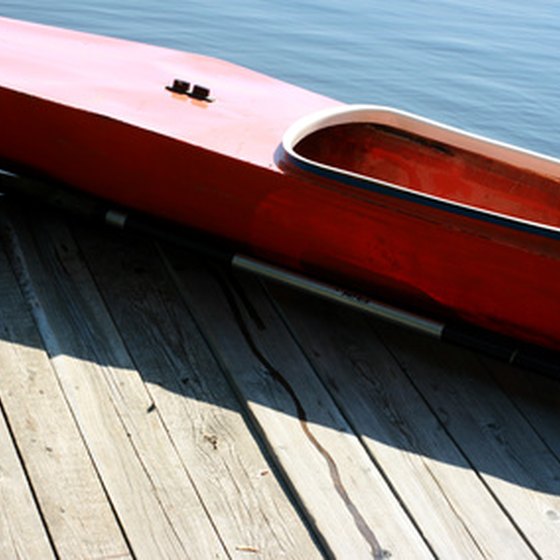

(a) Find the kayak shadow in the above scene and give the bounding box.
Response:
[2,200,560,505]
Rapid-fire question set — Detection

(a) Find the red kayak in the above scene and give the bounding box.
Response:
[1,16,560,351]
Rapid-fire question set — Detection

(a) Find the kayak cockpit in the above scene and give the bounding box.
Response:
[282,106,560,231]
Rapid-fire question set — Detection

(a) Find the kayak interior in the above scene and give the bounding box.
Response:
[283,106,560,231]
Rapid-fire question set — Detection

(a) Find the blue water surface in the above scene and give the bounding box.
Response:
[2,0,559,156]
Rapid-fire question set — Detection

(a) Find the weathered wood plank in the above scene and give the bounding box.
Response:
[486,359,560,458]
[267,283,535,559]
[74,225,325,560]
[0,401,55,560]
[3,205,226,560]
[0,209,131,560]
[163,248,433,559]
[375,322,560,559]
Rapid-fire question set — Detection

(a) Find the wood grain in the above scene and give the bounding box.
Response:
[75,224,325,560]
[163,247,432,559]
[376,321,560,559]
[0,209,131,560]
[0,401,55,560]
[3,205,226,559]
[268,282,536,559]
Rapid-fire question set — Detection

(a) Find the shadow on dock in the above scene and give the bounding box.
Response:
[1,198,559,502]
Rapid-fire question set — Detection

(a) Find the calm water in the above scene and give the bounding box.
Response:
[2,1,559,156]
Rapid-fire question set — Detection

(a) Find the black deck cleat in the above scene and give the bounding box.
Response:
[166,79,190,95]
[190,84,211,100]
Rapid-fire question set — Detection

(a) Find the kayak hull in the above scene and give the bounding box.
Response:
[1,17,560,351]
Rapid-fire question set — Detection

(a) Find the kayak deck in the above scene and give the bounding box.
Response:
[0,16,337,170]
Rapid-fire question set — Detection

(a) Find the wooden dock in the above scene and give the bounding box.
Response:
[1,197,559,559]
